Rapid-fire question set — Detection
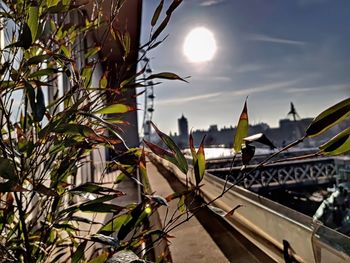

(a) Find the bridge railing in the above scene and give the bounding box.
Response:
[151,155,350,263]
[207,157,337,190]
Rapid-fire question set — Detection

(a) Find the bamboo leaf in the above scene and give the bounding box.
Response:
[243,133,275,149]
[151,15,170,41]
[123,32,131,57]
[177,195,186,213]
[151,0,164,26]
[98,213,129,235]
[194,136,206,186]
[150,122,188,174]
[147,72,188,82]
[233,99,249,153]
[29,68,58,78]
[84,46,101,59]
[87,252,109,263]
[99,73,108,89]
[91,234,120,247]
[143,140,177,164]
[189,132,197,163]
[306,97,350,138]
[93,104,134,115]
[319,127,350,156]
[18,23,32,49]
[0,158,16,181]
[53,124,94,137]
[166,0,183,16]
[70,182,125,196]
[28,5,39,41]
[139,148,151,194]
[71,241,87,263]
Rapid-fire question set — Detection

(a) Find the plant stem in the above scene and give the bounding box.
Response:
[14,193,32,263]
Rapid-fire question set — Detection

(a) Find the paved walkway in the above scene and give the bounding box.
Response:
[147,162,230,263]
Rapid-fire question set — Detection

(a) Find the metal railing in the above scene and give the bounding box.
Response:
[153,155,350,263]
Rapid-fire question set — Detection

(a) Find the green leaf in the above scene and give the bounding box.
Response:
[243,133,275,149]
[53,124,94,137]
[99,73,108,89]
[28,5,39,41]
[93,104,134,115]
[98,213,129,235]
[118,203,145,240]
[151,15,170,41]
[27,54,51,65]
[177,195,186,213]
[151,0,164,26]
[306,97,350,138]
[139,148,151,194]
[147,72,188,82]
[18,23,32,49]
[79,203,124,213]
[123,32,131,57]
[91,234,120,247]
[29,68,58,78]
[71,241,87,263]
[0,158,16,181]
[189,132,197,163]
[143,140,177,164]
[193,136,206,186]
[319,127,350,156]
[166,0,183,16]
[70,182,125,195]
[35,87,46,121]
[87,252,109,263]
[85,46,101,59]
[150,122,188,174]
[0,181,27,192]
[233,99,249,153]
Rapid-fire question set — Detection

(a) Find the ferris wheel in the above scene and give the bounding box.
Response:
[140,56,155,142]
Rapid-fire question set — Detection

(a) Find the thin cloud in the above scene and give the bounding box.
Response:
[286,83,350,93]
[247,34,306,46]
[230,79,300,96]
[235,63,266,74]
[157,92,222,106]
[198,0,226,7]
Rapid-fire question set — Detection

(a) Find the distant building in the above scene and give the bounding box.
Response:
[170,109,350,149]
[177,114,189,147]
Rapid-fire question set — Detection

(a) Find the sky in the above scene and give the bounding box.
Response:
[139,0,350,135]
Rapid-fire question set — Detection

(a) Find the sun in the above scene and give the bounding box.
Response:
[183,27,217,63]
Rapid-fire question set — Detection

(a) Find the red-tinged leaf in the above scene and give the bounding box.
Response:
[150,122,188,174]
[93,104,134,115]
[189,132,197,162]
[233,99,249,153]
[87,133,122,145]
[225,205,243,218]
[144,140,176,163]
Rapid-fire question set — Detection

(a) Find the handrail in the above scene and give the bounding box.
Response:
[151,155,350,263]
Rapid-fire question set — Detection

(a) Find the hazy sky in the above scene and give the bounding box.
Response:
[140,0,350,135]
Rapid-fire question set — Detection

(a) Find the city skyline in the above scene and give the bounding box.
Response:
[140,0,350,134]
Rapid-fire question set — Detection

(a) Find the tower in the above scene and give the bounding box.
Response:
[178,114,189,142]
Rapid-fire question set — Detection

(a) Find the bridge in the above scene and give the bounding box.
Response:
[206,157,337,191]
[146,154,350,263]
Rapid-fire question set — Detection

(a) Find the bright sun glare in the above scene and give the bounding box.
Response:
[183,27,217,63]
